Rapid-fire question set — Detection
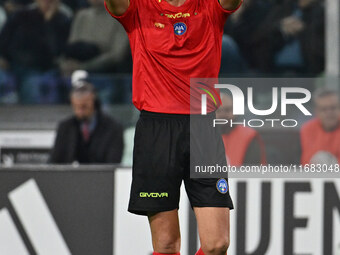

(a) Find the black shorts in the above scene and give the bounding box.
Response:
[128,110,234,216]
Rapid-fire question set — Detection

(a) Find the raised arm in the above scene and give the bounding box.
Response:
[219,0,242,11]
[105,0,129,16]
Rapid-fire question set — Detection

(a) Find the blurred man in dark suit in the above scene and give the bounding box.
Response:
[50,76,124,164]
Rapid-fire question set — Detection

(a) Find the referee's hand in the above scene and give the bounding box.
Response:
[280,16,305,37]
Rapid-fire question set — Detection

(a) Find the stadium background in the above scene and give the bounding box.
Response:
[0,0,339,254]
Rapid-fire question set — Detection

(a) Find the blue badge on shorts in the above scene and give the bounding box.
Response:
[216,179,228,194]
[174,22,187,35]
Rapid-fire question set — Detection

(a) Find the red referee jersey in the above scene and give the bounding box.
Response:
[105,0,241,114]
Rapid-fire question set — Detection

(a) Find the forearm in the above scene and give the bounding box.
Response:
[219,0,242,11]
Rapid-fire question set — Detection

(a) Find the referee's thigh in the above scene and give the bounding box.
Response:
[148,209,181,253]
[194,207,230,255]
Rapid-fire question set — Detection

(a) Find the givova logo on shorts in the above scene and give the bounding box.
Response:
[140,192,168,198]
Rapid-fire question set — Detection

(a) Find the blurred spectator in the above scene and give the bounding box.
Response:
[50,72,124,163]
[61,0,88,12]
[0,0,71,87]
[300,88,340,165]
[216,93,266,166]
[220,34,247,75]
[3,0,32,17]
[59,0,129,77]
[224,0,272,71]
[30,0,74,18]
[250,0,324,75]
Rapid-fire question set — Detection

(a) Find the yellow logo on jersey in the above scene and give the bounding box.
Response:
[154,22,165,28]
[165,12,190,19]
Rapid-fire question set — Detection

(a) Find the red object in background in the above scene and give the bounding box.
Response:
[300,118,340,165]
[81,122,90,142]
[195,248,205,255]
[222,126,266,166]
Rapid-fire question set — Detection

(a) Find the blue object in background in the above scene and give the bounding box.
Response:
[220,35,248,75]
[20,71,61,104]
[0,70,18,104]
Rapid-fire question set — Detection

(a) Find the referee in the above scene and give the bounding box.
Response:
[104,0,242,254]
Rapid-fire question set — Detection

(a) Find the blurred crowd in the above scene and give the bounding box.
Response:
[0,0,325,104]
[222,0,324,75]
[216,87,340,166]
[0,0,131,104]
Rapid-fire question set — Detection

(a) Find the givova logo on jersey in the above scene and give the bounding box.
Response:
[174,22,187,35]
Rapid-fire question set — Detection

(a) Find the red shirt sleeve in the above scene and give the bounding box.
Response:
[104,0,138,33]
